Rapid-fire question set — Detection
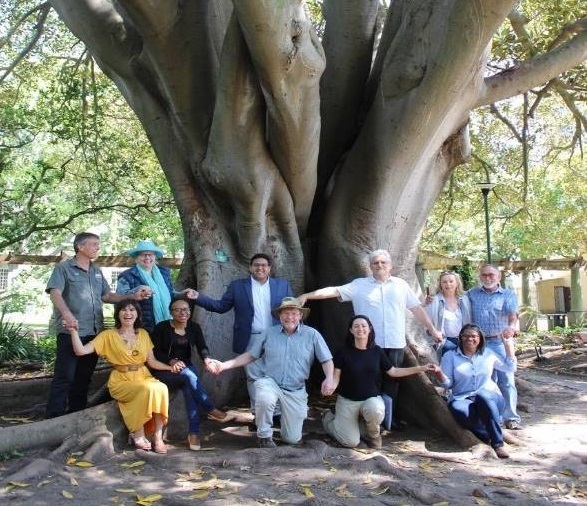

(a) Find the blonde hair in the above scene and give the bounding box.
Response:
[436,270,464,296]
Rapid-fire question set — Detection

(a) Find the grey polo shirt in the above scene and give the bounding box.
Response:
[46,258,111,336]
[247,323,332,391]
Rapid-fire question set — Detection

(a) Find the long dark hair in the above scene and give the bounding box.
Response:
[114,299,143,331]
[457,323,485,354]
[346,315,376,349]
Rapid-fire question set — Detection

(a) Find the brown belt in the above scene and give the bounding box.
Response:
[114,364,142,372]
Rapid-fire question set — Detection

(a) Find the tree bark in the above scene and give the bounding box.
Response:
[39,0,587,446]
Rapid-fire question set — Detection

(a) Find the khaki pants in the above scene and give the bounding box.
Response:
[254,377,307,443]
[323,395,384,448]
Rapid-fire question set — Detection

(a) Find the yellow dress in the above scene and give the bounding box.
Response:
[92,328,169,433]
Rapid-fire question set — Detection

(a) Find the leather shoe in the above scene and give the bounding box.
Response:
[494,446,510,459]
[504,420,521,430]
[207,408,228,422]
[258,437,277,448]
[364,435,382,449]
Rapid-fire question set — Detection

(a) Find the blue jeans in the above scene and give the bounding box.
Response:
[153,365,214,434]
[449,390,505,447]
[485,338,520,423]
[46,333,98,418]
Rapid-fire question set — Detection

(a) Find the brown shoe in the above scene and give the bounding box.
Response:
[365,435,383,449]
[494,446,510,459]
[188,433,201,451]
[207,408,228,422]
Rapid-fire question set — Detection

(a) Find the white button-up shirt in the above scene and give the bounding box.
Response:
[251,277,272,333]
[337,276,420,348]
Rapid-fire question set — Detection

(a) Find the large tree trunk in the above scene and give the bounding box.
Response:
[39,0,587,447]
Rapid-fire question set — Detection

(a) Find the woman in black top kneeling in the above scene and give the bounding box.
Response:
[322,315,438,448]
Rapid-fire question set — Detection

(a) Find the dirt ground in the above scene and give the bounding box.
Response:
[0,343,586,505]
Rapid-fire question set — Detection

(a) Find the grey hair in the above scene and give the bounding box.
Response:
[368,249,392,263]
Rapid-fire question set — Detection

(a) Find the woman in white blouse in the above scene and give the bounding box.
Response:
[425,271,471,357]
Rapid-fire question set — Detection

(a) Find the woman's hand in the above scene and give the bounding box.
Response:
[422,363,441,374]
[169,359,185,373]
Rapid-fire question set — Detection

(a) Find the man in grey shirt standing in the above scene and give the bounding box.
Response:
[208,297,335,448]
[45,232,147,418]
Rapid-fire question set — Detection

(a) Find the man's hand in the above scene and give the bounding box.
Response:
[320,377,336,396]
[502,326,516,339]
[296,295,308,306]
[62,313,78,330]
[184,288,198,299]
[430,328,443,343]
[205,358,223,375]
[130,286,152,301]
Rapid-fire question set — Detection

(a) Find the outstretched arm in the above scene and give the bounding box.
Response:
[386,363,440,378]
[207,352,257,374]
[297,286,341,306]
[69,327,95,356]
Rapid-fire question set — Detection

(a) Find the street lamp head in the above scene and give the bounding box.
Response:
[476,181,496,192]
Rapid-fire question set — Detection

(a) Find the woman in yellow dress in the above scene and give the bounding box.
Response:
[69,299,176,453]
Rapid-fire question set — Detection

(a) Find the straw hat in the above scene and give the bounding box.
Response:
[271,297,310,319]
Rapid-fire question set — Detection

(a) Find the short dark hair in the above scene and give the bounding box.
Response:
[73,232,100,253]
[169,297,192,312]
[114,299,143,330]
[250,253,272,266]
[346,315,376,349]
[457,323,485,354]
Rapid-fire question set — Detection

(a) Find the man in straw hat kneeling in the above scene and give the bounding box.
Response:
[207,297,335,448]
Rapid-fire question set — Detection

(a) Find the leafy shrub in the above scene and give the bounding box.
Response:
[0,307,36,362]
[0,307,56,367]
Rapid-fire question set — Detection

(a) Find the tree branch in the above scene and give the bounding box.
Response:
[0,200,174,251]
[478,22,587,107]
[0,3,51,84]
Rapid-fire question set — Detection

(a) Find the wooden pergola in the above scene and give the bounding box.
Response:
[1,252,585,271]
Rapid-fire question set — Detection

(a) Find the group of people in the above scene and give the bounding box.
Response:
[45,234,520,459]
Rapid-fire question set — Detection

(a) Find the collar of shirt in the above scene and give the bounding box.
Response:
[280,323,303,335]
[478,284,504,294]
[368,275,394,284]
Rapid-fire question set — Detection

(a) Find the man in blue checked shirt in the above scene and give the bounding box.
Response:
[468,264,521,429]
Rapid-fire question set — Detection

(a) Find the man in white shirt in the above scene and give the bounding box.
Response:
[298,249,441,423]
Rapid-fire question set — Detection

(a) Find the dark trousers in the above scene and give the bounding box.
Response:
[45,333,98,418]
[381,347,405,401]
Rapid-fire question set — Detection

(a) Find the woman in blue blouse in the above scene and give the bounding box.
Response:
[437,323,516,458]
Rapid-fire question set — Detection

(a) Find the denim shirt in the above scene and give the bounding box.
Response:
[439,347,516,401]
[247,323,332,391]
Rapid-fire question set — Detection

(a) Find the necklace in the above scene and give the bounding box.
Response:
[118,330,140,356]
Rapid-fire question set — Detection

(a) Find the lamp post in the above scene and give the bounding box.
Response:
[476,181,496,263]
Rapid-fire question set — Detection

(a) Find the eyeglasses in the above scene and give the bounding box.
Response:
[172,308,190,314]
